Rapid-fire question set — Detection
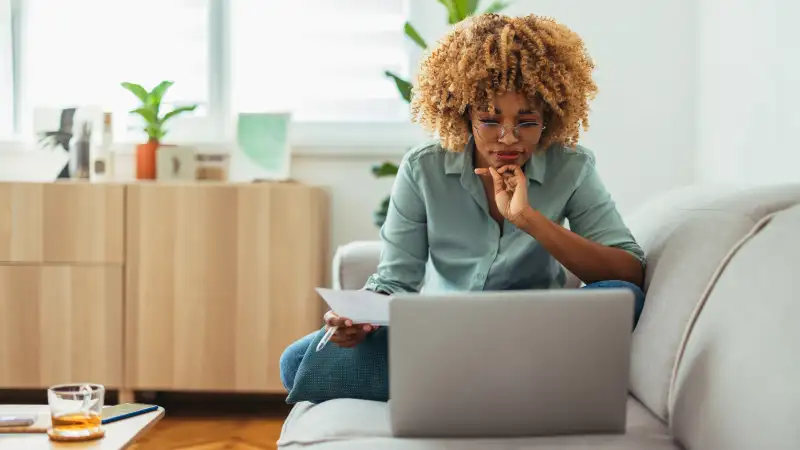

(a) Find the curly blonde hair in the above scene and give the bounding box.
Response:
[411,14,598,151]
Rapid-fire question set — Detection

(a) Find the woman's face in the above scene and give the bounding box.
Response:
[470,92,545,169]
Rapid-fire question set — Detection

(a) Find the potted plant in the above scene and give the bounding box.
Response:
[121,81,197,179]
[374,0,511,227]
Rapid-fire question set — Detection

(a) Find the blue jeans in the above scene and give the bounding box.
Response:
[582,280,646,328]
[280,331,317,392]
[279,280,645,392]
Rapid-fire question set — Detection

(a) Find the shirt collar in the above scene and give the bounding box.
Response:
[444,137,547,185]
[526,148,547,185]
[443,139,469,175]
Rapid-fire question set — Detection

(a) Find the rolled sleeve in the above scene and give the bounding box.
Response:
[565,159,646,267]
[364,155,429,294]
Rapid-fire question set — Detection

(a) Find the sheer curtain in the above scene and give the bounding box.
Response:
[229,0,410,124]
[18,0,209,139]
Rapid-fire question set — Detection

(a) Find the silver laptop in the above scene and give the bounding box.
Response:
[388,289,633,438]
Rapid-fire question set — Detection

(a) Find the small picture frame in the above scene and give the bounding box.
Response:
[157,145,197,181]
[230,112,292,182]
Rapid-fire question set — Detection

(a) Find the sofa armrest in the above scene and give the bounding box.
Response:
[332,241,382,290]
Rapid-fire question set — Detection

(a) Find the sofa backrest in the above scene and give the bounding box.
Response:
[624,183,800,421]
[669,203,800,449]
[332,240,382,290]
[332,241,583,291]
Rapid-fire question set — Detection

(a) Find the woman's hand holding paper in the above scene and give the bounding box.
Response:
[324,310,377,348]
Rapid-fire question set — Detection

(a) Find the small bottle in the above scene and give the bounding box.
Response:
[91,112,114,181]
[73,121,92,179]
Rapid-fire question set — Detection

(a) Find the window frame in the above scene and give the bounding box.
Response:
[0,0,15,136]
[2,0,422,153]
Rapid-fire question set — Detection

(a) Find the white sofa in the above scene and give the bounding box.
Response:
[279,184,800,449]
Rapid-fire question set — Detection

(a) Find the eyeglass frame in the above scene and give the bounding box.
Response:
[466,103,548,142]
[472,119,546,142]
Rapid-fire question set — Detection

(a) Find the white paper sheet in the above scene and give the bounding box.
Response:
[316,288,391,326]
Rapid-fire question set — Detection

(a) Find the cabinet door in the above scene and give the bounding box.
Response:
[0,266,123,388]
[0,183,124,264]
[42,183,124,264]
[0,183,44,262]
[126,184,328,392]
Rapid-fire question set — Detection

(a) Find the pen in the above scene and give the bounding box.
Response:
[316,326,338,352]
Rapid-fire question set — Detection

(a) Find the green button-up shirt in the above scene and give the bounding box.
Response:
[364,140,645,294]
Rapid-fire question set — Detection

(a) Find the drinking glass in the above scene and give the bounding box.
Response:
[47,383,105,440]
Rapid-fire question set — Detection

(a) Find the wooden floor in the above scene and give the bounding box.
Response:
[130,392,291,450]
[128,416,285,450]
[1,390,292,450]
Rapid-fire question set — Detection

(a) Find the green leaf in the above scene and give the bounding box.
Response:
[482,0,511,14]
[437,0,461,24]
[147,81,174,117]
[373,195,391,228]
[161,105,197,124]
[404,22,427,49]
[121,82,149,103]
[131,107,158,125]
[144,123,165,141]
[371,162,399,178]
[455,0,480,18]
[384,71,413,103]
[149,81,174,104]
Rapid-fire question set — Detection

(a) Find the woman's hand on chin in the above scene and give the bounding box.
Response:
[475,164,532,225]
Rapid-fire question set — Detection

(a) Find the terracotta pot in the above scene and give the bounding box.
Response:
[136,140,159,180]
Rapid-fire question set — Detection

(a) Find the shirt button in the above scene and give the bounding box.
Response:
[476,273,485,281]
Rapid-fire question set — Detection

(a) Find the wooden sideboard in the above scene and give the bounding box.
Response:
[0,183,124,389]
[0,181,328,395]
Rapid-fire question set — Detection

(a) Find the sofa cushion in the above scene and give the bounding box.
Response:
[669,205,800,450]
[623,183,800,421]
[278,397,678,449]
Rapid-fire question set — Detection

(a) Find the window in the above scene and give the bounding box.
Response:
[0,0,13,137]
[230,0,409,123]
[18,0,210,140]
[3,0,415,146]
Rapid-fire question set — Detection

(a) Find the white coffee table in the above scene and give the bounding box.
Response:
[0,405,164,449]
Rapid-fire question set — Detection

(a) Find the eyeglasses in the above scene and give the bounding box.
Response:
[473,120,545,142]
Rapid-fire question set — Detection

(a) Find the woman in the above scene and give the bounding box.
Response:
[281,13,645,391]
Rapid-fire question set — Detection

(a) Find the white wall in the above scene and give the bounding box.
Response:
[696,0,799,185]
[291,155,398,253]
